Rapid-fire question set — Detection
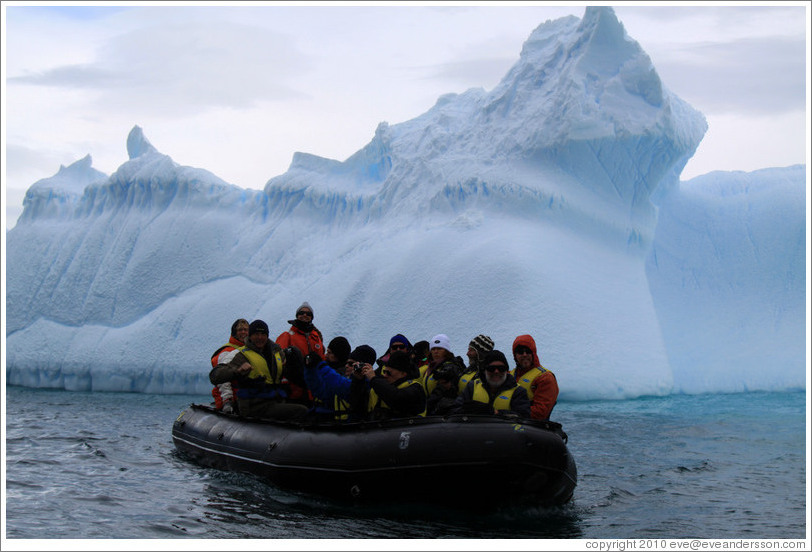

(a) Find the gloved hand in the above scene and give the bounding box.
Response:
[304,353,321,370]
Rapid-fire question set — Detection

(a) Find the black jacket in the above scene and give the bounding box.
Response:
[350,375,426,420]
[452,373,531,418]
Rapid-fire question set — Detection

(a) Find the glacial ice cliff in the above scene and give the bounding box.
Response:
[5,7,805,399]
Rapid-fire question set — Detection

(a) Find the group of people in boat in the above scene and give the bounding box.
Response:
[208,302,559,423]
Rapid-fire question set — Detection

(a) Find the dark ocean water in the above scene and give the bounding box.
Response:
[3,386,808,543]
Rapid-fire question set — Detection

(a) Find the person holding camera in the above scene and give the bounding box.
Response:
[426,361,461,416]
[304,340,377,422]
[352,350,426,421]
[422,334,466,396]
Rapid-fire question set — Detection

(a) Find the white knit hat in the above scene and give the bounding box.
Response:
[297,301,313,318]
[429,333,452,353]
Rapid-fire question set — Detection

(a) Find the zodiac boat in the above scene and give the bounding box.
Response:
[172,404,577,507]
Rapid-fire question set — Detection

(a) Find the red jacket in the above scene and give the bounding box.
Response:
[512,334,559,420]
[276,324,325,360]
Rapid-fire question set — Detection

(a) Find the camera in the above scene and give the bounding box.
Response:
[433,364,459,382]
[352,362,364,374]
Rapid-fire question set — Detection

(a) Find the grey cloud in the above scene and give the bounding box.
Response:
[10,65,128,88]
[7,20,314,115]
[4,143,70,180]
[425,56,517,89]
[657,36,806,116]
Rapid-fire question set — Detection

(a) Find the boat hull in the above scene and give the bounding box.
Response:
[172,404,577,507]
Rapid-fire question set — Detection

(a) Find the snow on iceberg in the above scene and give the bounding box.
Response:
[4,7,805,400]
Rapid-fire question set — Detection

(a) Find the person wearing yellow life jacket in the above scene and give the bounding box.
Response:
[411,340,430,377]
[209,319,308,421]
[453,350,531,418]
[304,343,377,423]
[426,360,460,416]
[210,318,249,413]
[426,336,479,416]
[511,334,559,420]
[457,334,495,393]
[352,350,426,421]
[302,336,352,422]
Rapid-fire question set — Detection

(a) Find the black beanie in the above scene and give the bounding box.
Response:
[387,350,412,374]
[483,349,509,368]
[248,319,269,335]
[349,345,377,366]
[328,336,352,364]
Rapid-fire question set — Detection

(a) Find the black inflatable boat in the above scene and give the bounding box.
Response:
[172,404,577,507]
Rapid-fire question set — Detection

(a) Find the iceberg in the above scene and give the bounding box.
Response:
[4,7,806,400]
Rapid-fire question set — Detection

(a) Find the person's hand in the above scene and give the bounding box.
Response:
[305,353,321,370]
[237,362,252,375]
[361,364,376,381]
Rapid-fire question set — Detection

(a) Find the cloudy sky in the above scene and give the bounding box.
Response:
[2,1,809,230]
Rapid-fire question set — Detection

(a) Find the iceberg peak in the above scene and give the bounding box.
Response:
[29,153,107,195]
[126,125,158,159]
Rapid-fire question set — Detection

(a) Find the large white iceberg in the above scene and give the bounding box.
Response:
[5,7,806,400]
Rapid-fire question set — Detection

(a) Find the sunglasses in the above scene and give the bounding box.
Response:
[390,343,407,351]
[514,346,533,355]
[486,364,509,373]
[297,311,313,317]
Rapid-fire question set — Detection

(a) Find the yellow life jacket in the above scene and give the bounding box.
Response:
[458,369,478,393]
[333,396,351,421]
[368,379,426,417]
[422,361,451,395]
[418,363,429,378]
[418,364,437,394]
[314,393,351,421]
[471,380,517,412]
[423,373,439,395]
[241,347,284,385]
[511,366,549,400]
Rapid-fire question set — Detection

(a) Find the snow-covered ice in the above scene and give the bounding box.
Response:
[5,7,806,399]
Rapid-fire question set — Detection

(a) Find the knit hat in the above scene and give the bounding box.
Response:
[469,334,495,358]
[413,340,430,359]
[349,345,377,366]
[483,349,510,369]
[389,334,412,350]
[327,336,351,364]
[248,319,269,335]
[429,334,452,353]
[296,301,314,319]
[386,350,412,375]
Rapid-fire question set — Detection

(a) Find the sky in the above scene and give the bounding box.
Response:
[1,1,809,231]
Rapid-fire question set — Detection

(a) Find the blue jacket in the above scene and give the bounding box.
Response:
[304,360,353,402]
